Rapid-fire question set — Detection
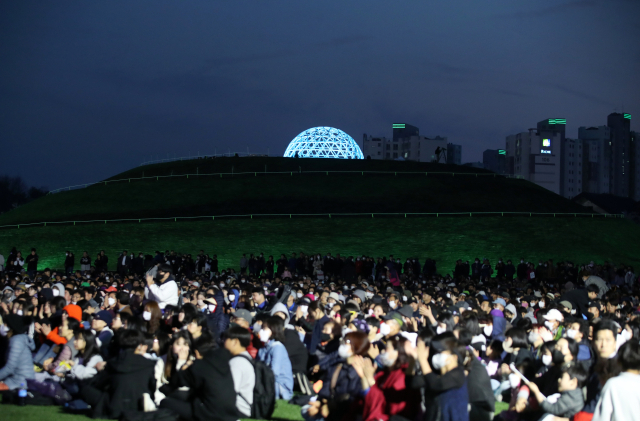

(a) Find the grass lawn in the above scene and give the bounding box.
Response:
[1,216,639,273]
[0,397,302,421]
[0,395,509,421]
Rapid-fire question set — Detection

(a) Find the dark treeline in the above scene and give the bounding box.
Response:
[0,175,48,214]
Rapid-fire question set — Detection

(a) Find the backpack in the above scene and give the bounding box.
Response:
[234,354,276,420]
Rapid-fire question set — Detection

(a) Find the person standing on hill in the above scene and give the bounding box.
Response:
[25,248,38,279]
[64,251,75,275]
[117,250,131,277]
[517,258,528,281]
[504,259,515,281]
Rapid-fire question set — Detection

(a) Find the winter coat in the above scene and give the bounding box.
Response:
[258,340,293,400]
[406,365,469,421]
[69,354,103,380]
[175,348,239,421]
[0,333,35,389]
[363,364,420,421]
[82,349,157,419]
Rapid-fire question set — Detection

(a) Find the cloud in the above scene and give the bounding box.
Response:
[547,84,614,107]
[201,34,372,69]
[495,0,597,19]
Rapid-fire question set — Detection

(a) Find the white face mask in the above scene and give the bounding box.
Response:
[431,352,449,370]
[108,297,116,306]
[208,304,216,312]
[0,325,8,337]
[219,283,225,289]
[143,311,152,321]
[379,323,391,336]
[436,325,446,335]
[483,325,493,336]
[53,289,60,297]
[258,329,271,343]
[197,299,204,306]
[299,305,308,316]
[542,354,553,366]
[366,292,374,298]
[296,292,303,298]
[538,301,546,309]
[565,329,578,339]
[508,373,521,389]
[528,331,540,344]
[338,344,353,359]
[228,295,235,301]
[378,352,397,367]
[17,310,24,316]
[388,300,396,309]
[544,320,556,331]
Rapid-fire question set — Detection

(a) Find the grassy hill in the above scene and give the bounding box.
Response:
[1,156,637,272]
[0,157,590,226]
[1,217,639,273]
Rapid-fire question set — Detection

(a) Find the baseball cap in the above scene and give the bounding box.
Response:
[492,298,507,307]
[94,310,114,326]
[543,309,564,322]
[232,309,253,326]
[559,301,573,311]
[382,311,404,326]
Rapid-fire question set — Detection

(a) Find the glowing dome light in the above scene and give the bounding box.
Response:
[284,127,364,159]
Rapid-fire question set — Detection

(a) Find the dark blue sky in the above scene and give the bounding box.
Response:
[1,0,639,189]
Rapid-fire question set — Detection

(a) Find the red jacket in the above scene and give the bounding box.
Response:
[363,364,420,421]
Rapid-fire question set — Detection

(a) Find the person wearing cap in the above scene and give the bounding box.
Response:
[92,310,115,359]
[0,314,36,390]
[490,298,507,341]
[145,263,178,310]
[378,312,403,346]
[543,309,565,340]
[230,309,258,358]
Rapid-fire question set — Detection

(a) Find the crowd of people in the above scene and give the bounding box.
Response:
[0,247,639,421]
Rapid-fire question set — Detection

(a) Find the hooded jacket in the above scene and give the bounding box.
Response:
[175,348,239,421]
[0,333,36,389]
[270,302,309,374]
[82,349,157,419]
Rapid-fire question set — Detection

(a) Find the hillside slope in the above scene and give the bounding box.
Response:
[0,157,590,226]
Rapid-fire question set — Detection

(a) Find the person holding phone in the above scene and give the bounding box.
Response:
[145,264,178,309]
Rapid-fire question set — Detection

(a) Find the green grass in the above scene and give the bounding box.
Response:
[0,397,302,421]
[0,157,588,226]
[0,394,511,420]
[1,217,639,272]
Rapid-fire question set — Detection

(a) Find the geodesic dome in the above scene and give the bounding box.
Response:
[284,127,364,159]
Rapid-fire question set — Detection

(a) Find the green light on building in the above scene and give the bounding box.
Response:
[498,149,506,155]
[392,124,406,129]
[624,113,631,120]
[548,118,566,125]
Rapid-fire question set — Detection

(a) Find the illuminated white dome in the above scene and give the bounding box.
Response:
[284,127,364,159]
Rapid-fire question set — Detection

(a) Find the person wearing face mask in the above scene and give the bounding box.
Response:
[499,328,532,381]
[406,332,468,421]
[516,258,528,281]
[542,309,565,340]
[0,314,36,391]
[227,288,239,311]
[490,298,507,341]
[144,264,178,310]
[257,316,294,400]
[356,336,420,421]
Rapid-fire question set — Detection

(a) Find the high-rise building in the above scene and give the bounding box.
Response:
[608,113,632,197]
[578,126,611,195]
[447,143,462,165]
[561,138,583,198]
[505,126,561,195]
[362,123,451,162]
[631,129,639,200]
[482,149,507,174]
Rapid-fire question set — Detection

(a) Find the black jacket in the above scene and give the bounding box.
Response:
[283,328,309,374]
[83,349,157,419]
[176,348,239,421]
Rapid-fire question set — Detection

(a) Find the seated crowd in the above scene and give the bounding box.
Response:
[0,249,639,421]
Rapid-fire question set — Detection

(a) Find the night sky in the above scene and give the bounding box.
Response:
[1,0,639,190]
